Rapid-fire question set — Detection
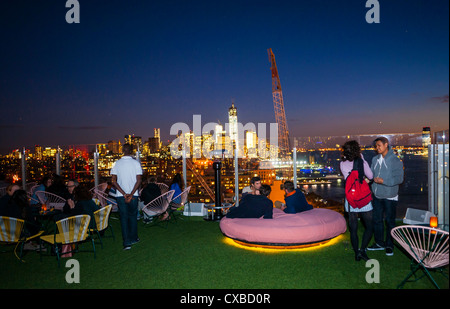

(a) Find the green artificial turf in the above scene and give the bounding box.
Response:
[1,215,448,289]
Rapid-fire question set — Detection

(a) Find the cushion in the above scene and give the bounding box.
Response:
[220,208,346,246]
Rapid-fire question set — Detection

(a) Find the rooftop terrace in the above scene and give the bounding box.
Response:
[1,215,448,291]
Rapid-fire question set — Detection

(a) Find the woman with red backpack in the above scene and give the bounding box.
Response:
[340,140,374,262]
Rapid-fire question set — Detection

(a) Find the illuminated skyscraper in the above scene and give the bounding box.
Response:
[125,134,142,152]
[215,124,224,144]
[422,126,431,148]
[154,128,160,144]
[228,102,238,149]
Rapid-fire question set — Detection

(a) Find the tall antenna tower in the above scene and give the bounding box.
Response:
[268,48,290,157]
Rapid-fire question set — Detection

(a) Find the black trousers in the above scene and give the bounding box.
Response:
[348,210,373,253]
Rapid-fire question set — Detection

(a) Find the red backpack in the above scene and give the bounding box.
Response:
[345,158,372,209]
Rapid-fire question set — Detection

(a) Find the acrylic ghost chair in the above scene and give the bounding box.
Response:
[0,216,44,262]
[39,214,95,267]
[391,225,449,289]
[141,190,175,228]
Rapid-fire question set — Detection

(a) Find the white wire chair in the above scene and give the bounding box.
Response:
[141,190,174,227]
[35,191,66,210]
[391,225,449,289]
[168,186,191,221]
[157,183,169,194]
[92,189,118,212]
[89,183,108,194]
[25,182,37,194]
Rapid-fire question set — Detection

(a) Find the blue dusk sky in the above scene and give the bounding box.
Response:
[0,0,448,154]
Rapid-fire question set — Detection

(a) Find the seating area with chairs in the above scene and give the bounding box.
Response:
[0,216,44,262]
[1,177,194,265]
[391,225,449,289]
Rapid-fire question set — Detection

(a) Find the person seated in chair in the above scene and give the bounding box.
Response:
[55,185,99,229]
[226,184,273,219]
[140,177,162,205]
[276,181,313,214]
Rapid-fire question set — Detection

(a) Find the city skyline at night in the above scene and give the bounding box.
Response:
[0,0,448,155]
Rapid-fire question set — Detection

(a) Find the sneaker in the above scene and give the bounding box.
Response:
[123,246,131,251]
[143,218,153,224]
[367,243,385,251]
[130,238,140,246]
[385,247,394,256]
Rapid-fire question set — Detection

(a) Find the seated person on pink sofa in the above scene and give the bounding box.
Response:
[226,184,273,219]
[277,181,313,214]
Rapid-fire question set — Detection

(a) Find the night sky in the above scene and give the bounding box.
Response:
[0,0,448,154]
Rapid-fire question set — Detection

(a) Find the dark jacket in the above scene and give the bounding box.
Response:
[284,189,313,214]
[141,183,162,205]
[226,194,273,219]
[61,199,99,229]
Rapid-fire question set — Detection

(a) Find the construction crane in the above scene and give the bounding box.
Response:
[268,48,290,157]
[186,158,215,202]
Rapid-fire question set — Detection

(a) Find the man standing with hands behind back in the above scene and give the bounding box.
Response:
[368,136,404,256]
[111,143,143,250]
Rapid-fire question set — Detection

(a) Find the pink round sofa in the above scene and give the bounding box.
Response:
[220,208,347,247]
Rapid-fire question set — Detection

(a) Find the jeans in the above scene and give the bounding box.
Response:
[372,196,397,249]
[117,196,139,247]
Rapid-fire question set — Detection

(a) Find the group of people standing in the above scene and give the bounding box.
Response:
[224,136,404,263]
[340,137,404,261]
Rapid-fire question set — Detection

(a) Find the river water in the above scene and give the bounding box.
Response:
[300,150,428,219]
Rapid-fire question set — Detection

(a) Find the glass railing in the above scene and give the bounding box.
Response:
[428,130,449,231]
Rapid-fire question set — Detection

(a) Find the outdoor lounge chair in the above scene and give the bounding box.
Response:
[0,216,44,262]
[39,214,95,267]
[168,186,191,221]
[93,189,118,212]
[157,183,169,194]
[141,190,174,228]
[35,191,66,211]
[391,225,449,289]
[90,204,114,248]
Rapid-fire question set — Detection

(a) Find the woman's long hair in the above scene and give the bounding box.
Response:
[170,173,184,190]
[342,140,365,182]
[342,140,361,162]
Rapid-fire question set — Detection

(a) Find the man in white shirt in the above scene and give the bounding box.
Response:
[111,143,143,250]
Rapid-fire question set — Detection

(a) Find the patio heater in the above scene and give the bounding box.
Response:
[204,157,232,221]
[21,147,26,189]
[94,146,99,188]
[56,146,61,176]
[213,160,222,213]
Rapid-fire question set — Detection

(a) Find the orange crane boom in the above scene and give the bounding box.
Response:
[268,48,290,157]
